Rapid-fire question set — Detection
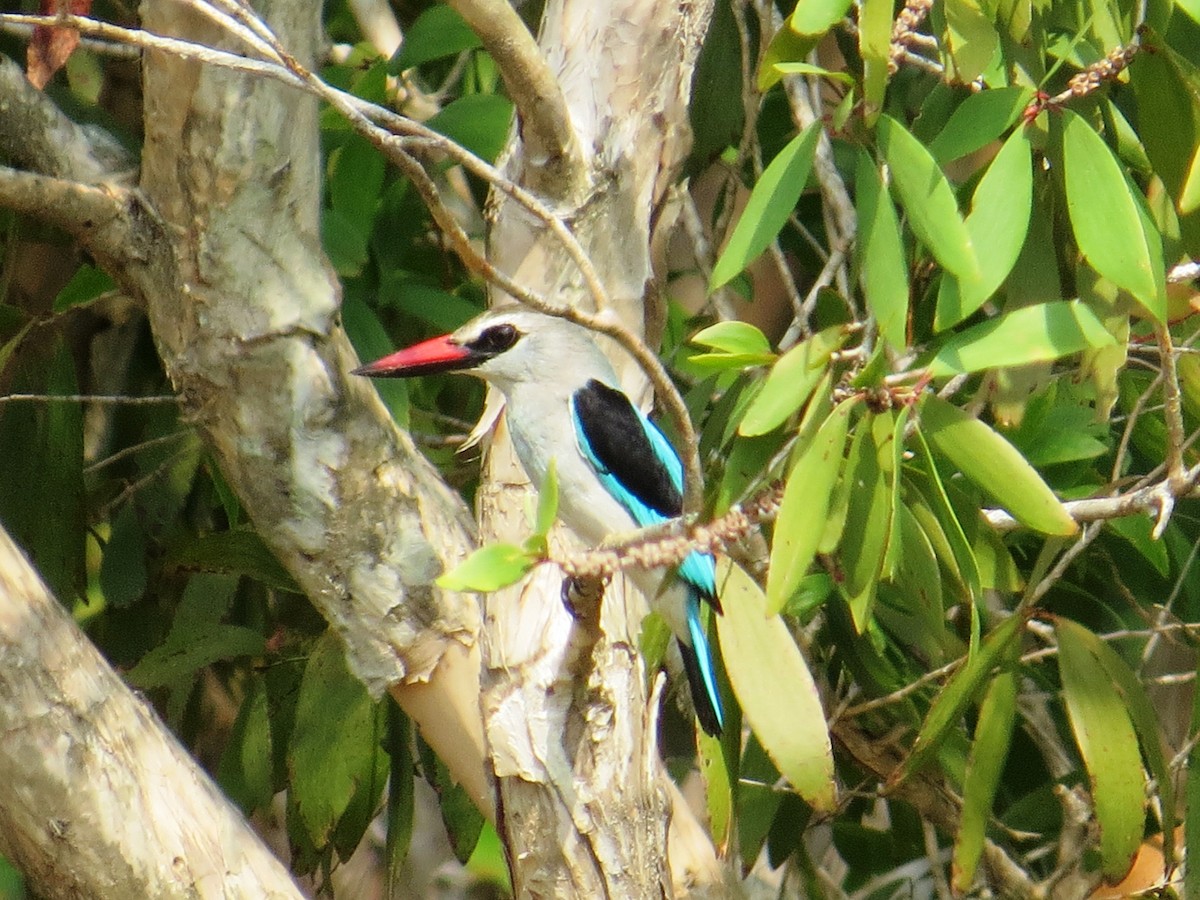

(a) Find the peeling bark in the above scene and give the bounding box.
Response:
[479,1,720,894]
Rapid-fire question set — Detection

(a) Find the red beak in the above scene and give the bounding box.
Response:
[353,334,476,378]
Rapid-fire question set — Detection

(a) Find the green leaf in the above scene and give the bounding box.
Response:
[100,505,148,608]
[690,321,773,356]
[165,528,300,593]
[385,704,415,894]
[391,5,482,71]
[757,27,818,91]
[218,674,275,815]
[919,395,1076,535]
[53,264,115,313]
[929,300,1115,376]
[944,0,1000,83]
[426,94,515,164]
[855,150,909,350]
[790,0,854,35]
[859,0,893,120]
[929,88,1033,165]
[1065,620,1176,875]
[1062,109,1164,319]
[766,401,853,614]
[896,613,1022,781]
[417,736,485,863]
[710,122,822,290]
[739,327,845,436]
[330,135,385,224]
[322,205,370,277]
[344,296,409,428]
[127,624,266,688]
[436,543,536,591]
[935,128,1033,330]
[289,632,389,850]
[771,62,854,84]
[1181,143,1200,216]
[877,116,980,281]
[952,668,1018,892]
[1055,618,1145,881]
[717,561,836,812]
[840,412,898,627]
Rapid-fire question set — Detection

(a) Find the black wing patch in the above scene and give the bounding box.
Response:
[572,379,682,519]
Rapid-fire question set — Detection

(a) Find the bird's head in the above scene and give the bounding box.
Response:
[353,307,613,393]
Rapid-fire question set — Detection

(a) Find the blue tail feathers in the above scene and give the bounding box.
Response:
[681,589,724,736]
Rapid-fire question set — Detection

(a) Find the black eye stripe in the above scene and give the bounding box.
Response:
[471,323,521,354]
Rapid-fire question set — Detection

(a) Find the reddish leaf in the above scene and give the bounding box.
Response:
[27,0,92,90]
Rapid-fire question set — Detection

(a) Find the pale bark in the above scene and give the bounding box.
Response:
[135,0,493,816]
[478,0,722,895]
[0,524,302,899]
[0,0,492,819]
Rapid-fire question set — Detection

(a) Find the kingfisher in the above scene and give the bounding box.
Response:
[354,306,724,736]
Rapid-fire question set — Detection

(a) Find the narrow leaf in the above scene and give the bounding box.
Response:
[717,561,836,812]
[855,150,909,350]
[710,122,822,290]
[877,116,980,281]
[1062,109,1163,319]
[766,401,853,614]
[436,543,536,592]
[533,458,559,537]
[739,327,845,436]
[929,300,1116,375]
[1056,618,1146,881]
[896,614,1022,781]
[1069,621,1176,875]
[790,0,855,35]
[919,395,1077,535]
[929,87,1032,165]
[859,0,893,120]
[690,321,772,356]
[953,669,1018,892]
[935,128,1033,330]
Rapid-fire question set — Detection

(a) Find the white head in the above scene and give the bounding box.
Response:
[354,306,617,395]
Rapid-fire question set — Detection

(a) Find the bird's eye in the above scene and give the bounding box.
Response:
[475,323,520,354]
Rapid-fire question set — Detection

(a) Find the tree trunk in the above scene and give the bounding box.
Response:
[474,1,721,894]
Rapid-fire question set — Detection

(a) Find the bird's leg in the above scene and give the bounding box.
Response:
[560,573,607,630]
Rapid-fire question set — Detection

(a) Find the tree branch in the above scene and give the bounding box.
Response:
[443,0,583,195]
[0,525,303,899]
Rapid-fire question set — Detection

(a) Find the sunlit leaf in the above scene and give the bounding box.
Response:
[739,327,845,436]
[935,129,1033,330]
[1056,618,1145,882]
[533,458,559,537]
[436,543,536,592]
[929,88,1032,165]
[1064,620,1176,875]
[690,321,772,356]
[1062,109,1164,319]
[944,0,1000,83]
[860,0,892,120]
[766,401,853,615]
[717,561,836,812]
[929,300,1115,375]
[855,150,909,350]
[877,116,980,281]
[790,0,854,35]
[919,395,1077,535]
[771,62,854,83]
[710,122,822,290]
